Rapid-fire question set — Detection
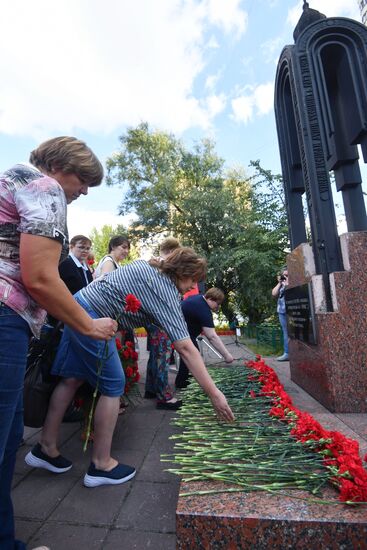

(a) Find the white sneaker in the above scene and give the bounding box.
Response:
[32,546,50,550]
[276,353,289,362]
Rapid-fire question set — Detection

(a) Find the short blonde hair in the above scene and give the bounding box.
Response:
[205,287,225,304]
[159,237,180,255]
[29,136,103,187]
[149,247,207,286]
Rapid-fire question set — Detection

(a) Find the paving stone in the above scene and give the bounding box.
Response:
[116,409,164,434]
[49,478,131,525]
[137,447,179,484]
[137,425,178,483]
[15,519,42,544]
[14,443,35,476]
[12,473,24,489]
[112,448,146,471]
[28,523,108,550]
[24,422,81,447]
[336,413,367,440]
[103,529,176,549]
[12,471,78,519]
[23,426,42,441]
[113,425,157,452]
[56,436,94,476]
[151,418,180,447]
[114,481,179,532]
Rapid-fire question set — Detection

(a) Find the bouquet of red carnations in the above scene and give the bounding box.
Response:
[116,338,140,394]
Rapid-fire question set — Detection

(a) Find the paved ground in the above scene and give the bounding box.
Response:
[13,336,367,549]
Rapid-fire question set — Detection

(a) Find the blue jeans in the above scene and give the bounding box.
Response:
[278,312,289,355]
[52,293,125,397]
[0,303,30,550]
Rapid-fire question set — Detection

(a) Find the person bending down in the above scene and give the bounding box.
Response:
[175,287,234,389]
[144,236,182,409]
[25,248,235,488]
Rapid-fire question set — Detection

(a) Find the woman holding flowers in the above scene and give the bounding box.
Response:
[0,137,116,550]
[26,247,234,488]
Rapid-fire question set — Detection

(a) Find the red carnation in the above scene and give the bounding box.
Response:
[126,366,134,378]
[115,339,122,350]
[125,294,141,313]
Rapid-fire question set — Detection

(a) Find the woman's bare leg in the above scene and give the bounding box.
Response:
[91,395,120,470]
[40,378,84,457]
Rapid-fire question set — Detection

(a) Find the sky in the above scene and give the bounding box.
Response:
[0,0,364,237]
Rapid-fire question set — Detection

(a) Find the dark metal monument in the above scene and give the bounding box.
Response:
[274,1,367,412]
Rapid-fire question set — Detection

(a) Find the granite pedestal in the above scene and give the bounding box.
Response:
[287,231,367,413]
[176,482,367,549]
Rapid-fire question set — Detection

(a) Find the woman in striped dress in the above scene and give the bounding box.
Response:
[25,247,234,488]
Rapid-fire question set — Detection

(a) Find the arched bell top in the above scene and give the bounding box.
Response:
[274,50,292,92]
[294,16,367,54]
[293,1,326,42]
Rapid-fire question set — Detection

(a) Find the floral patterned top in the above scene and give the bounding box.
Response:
[0,163,68,336]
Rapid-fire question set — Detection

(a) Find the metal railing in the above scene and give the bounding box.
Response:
[242,324,282,352]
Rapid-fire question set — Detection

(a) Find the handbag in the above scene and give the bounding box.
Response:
[23,322,63,428]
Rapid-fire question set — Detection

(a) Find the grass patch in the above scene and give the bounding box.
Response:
[239,336,282,357]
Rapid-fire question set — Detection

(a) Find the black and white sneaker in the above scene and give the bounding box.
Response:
[25,443,72,473]
[84,462,136,487]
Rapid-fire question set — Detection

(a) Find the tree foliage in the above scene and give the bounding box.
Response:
[106,123,289,323]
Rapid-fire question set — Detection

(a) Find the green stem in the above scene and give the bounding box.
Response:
[83,341,109,452]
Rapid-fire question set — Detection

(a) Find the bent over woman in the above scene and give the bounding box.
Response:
[25,248,235,488]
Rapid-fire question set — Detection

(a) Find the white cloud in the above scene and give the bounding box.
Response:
[205,0,248,38]
[261,36,285,64]
[0,0,248,139]
[287,0,360,27]
[231,82,274,124]
[205,94,227,117]
[231,95,254,124]
[205,72,221,91]
[206,35,220,49]
[67,205,135,239]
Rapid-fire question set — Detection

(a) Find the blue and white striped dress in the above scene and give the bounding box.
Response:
[79,260,189,343]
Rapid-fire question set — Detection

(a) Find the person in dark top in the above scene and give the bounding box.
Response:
[58,235,93,295]
[175,287,234,388]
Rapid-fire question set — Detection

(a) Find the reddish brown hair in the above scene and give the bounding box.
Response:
[149,247,207,286]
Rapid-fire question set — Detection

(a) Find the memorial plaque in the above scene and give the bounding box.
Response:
[285,284,316,344]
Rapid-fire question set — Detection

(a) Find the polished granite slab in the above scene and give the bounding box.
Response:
[176,481,367,549]
[287,232,367,412]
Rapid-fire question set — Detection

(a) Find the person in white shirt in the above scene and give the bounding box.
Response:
[59,235,93,294]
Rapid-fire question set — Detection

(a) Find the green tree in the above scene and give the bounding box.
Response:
[106,123,289,323]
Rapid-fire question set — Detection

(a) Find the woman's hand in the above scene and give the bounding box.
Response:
[210,390,235,422]
[88,318,118,340]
